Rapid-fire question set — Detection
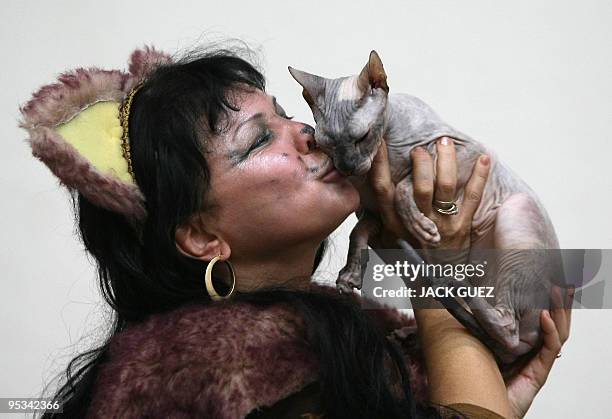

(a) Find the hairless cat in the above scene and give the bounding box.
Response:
[289,51,566,368]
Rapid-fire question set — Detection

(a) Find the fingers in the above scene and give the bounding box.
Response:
[533,289,574,392]
[504,309,563,418]
[434,137,457,203]
[369,139,394,203]
[411,147,435,215]
[565,287,575,332]
[550,285,574,344]
[459,154,490,225]
[368,139,405,235]
[536,310,563,383]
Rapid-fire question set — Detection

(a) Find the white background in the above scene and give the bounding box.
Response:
[2,1,611,417]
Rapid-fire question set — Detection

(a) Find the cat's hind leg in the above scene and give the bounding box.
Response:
[396,239,516,359]
[336,211,381,293]
[464,193,555,362]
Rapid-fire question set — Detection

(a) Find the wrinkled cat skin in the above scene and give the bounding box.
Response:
[289,51,561,365]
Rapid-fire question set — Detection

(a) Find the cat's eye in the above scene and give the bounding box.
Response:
[355,130,370,145]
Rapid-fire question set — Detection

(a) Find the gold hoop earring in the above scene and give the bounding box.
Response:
[205,253,236,301]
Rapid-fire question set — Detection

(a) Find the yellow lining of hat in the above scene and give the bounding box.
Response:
[55,101,133,184]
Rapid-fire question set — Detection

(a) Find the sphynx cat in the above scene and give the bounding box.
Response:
[289,51,562,366]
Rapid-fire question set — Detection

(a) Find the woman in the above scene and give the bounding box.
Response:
[22,45,571,418]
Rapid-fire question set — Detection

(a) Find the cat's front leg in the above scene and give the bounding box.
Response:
[337,211,381,293]
[394,176,441,246]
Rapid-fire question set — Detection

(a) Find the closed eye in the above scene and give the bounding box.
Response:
[244,130,273,158]
[252,131,272,150]
[355,130,369,145]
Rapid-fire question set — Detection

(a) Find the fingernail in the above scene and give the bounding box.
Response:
[479,155,490,165]
[440,137,451,146]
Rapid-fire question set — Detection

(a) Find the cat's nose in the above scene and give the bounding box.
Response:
[335,159,354,176]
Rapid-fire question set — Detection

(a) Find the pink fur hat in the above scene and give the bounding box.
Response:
[18,45,173,223]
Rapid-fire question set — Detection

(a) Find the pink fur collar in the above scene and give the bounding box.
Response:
[85,284,427,418]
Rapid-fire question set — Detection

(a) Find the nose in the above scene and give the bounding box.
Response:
[294,123,317,153]
[300,124,315,136]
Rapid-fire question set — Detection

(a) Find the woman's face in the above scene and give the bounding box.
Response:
[202,87,360,263]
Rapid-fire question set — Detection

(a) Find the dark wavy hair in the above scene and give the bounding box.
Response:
[38,45,449,419]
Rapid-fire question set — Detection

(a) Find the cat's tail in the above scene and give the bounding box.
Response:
[396,239,511,363]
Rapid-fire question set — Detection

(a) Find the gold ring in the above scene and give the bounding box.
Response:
[433,199,456,210]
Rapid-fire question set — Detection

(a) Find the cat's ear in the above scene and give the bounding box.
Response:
[358,50,389,94]
[288,66,326,110]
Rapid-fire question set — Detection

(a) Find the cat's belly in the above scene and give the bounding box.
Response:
[470,154,546,243]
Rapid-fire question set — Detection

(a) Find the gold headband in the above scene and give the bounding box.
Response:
[118,81,145,180]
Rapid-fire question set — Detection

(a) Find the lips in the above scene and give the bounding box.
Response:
[318,159,335,179]
[318,158,345,182]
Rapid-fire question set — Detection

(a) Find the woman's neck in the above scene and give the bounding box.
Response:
[230,242,320,292]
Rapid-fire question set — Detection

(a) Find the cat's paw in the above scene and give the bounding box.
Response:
[336,263,363,292]
[396,192,442,246]
[405,209,441,246]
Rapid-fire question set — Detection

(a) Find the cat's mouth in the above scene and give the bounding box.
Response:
[317,155,357,177]
[317,158,335,179]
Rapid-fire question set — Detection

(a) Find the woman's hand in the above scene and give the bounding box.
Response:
[369,136,513,416]
[368,136,572,417]
[368,136,491,252]
[505,286,574,418]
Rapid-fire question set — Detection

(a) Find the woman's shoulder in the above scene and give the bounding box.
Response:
[86,300,318,418]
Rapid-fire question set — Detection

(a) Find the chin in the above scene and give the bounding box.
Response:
[320,205,357,233]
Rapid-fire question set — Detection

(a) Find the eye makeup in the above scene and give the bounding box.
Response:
[227,120,273,165]
[227,95,294,165]
[245,125,274,154]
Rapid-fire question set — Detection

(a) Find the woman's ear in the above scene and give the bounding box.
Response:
[175,215,231,261]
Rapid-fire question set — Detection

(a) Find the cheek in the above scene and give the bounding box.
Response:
[254,152,305,195]
[226,152,307,214]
